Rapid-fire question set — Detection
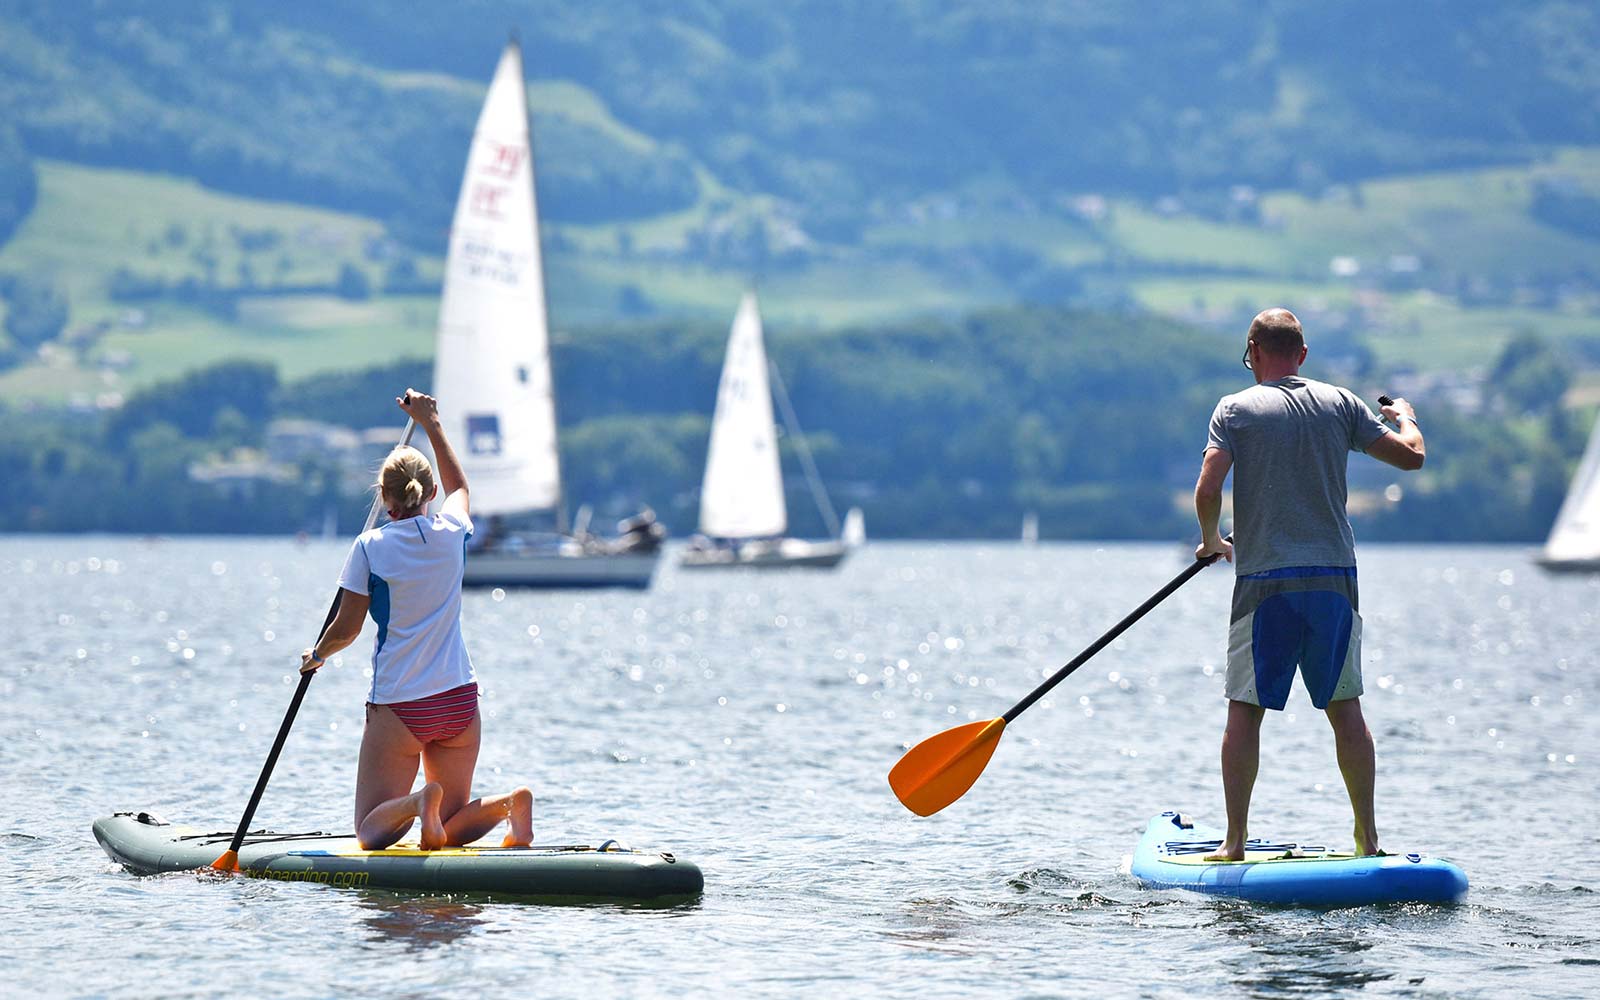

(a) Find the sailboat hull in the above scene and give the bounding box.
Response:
[464,549,660,589]
[679,538,848,570]
[1534,555,1600,574]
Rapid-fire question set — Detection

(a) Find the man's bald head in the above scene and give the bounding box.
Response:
[1248,308,1305,360]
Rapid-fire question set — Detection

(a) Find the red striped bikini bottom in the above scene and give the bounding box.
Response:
[376,682,479,744]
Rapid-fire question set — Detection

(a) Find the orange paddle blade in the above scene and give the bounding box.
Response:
[209,850,241,872]
[888,717,1007,816]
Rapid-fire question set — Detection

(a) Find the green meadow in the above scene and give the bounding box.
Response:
[3,148,1599,405]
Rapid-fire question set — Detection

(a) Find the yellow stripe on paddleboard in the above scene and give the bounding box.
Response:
[315,846,619,858]
[331,848,489,857]
[1163,850,1358,866]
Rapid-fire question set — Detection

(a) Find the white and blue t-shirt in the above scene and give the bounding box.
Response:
[337,510,476,704]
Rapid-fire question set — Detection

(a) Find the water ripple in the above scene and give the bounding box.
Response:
[2,539,1597,998]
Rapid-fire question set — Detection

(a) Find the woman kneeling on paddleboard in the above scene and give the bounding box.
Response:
[300,389,533,851]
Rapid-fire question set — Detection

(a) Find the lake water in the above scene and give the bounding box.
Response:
[2,538,1596,998]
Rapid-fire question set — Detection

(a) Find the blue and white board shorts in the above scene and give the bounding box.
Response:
[1226,566,1363,710]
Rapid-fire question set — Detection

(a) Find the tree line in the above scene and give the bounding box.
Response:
[5,307,1587,542]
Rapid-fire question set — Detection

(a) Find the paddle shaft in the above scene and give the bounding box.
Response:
[1001,395,1397,725]
[220,417,415,858]
[1001,540,1230,724]
[1008,393,1397,729]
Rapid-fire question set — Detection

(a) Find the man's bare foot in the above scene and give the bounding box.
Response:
[1354,824,1380,857]
[501,786,534,848]
[1203,835,1246,862]
[418,782,447,850]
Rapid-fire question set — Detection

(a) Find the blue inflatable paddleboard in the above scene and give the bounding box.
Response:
[1131,811,1467,906]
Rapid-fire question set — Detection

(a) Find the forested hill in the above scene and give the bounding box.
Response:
[2,0,1597,248]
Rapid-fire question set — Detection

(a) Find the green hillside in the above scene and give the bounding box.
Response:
[4,148,1599,405]
[10,1,1598,223]
[0,160,1014,402]
[1,1,1596,545]
[0,162,425,400]
[0,162,388,301]
[3,1,1600,400]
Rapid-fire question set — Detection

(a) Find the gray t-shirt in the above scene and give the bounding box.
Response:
[1206,376,1389,575]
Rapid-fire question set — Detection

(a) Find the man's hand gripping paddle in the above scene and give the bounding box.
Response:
[888,541,1231,817]
[210,412,416,871]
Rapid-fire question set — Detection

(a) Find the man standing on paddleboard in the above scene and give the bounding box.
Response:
[1193,308,1425,860]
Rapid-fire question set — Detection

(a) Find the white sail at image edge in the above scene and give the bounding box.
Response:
[1543,411,1600,563]
[431,41,561,517]
[699,292,787,538]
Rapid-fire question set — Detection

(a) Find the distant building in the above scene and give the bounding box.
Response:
[265,419,369,494]
[96,348,135,371]
[1069,195,1107,222]
[359,425,411,466]
[188,453,298,501]
[266,419,361,466]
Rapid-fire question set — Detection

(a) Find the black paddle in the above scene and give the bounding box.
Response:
[211,415,416,871]
[889,536,1232,816]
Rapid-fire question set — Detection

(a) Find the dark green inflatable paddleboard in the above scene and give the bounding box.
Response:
[93,812,703,902]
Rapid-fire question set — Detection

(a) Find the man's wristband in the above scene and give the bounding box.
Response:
[309,650,326,666]
[1396,414,1419,429]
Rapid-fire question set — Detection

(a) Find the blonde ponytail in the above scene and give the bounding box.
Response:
[378,446,435,516]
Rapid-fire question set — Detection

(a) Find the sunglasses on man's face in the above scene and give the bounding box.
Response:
[1242,342,1254,371]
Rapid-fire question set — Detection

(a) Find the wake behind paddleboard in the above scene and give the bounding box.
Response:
[1130,811,1467,906]
[93,812,703,902]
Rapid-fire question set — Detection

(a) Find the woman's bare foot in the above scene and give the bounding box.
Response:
[1354,822,1380,857]
[501,786,534,848]
[418,782,447,850]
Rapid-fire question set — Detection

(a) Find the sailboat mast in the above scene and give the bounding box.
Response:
[769,359,842,539]
[514,36,570,536]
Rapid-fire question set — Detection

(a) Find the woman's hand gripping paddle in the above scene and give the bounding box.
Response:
[210,413,416,871]
[888,541,1231,817]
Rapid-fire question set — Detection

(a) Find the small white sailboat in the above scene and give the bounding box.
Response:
[1538,410,1600,572]
[1021,511,1039,545]
[842,507,866,548]
[681,292,848,570]
[432,41,662,589]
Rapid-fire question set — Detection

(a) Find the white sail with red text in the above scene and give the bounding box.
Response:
[431,41,561,516]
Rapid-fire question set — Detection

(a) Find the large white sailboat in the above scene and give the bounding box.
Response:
[1538,410,1600,572]
[432,41,662,589]
[681,292,848,570]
